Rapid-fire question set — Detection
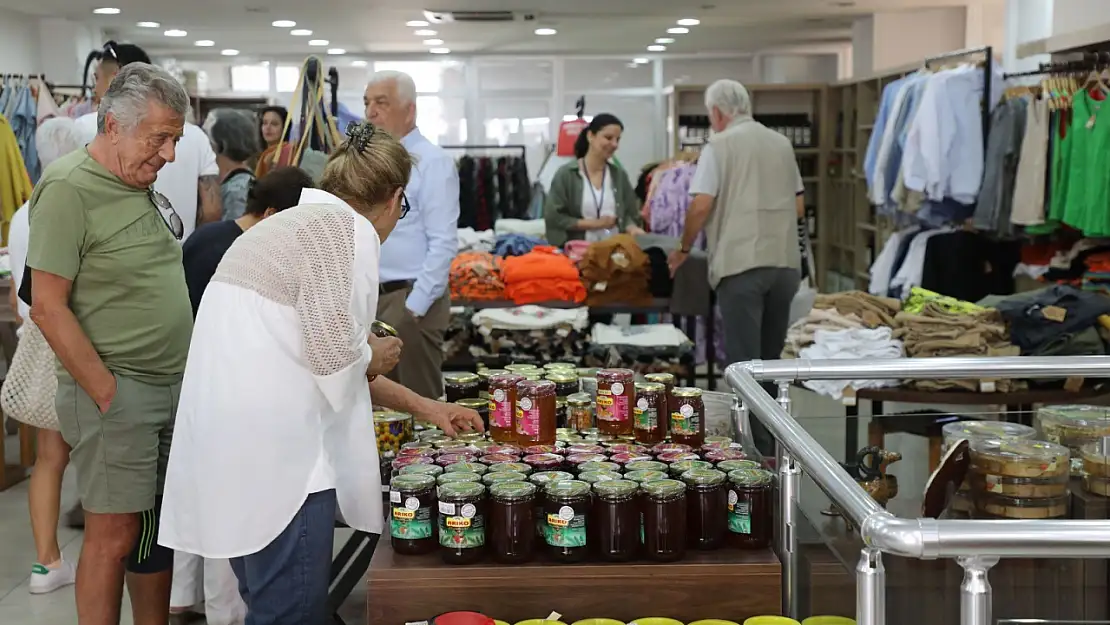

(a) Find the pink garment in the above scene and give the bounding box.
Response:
[564,240,590,263]
[34,82,62,124]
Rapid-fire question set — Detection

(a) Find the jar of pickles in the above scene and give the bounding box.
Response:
[543,480,591,563]
[444,372,480,403]
[633,382,668,446]
[727,469,773,549]
[596,369,635,436]
[390,474,438,555]
[642,479,687,562]
[593,479,640,562]
[515,380,557,446]
[489,481,537,564]
[681,468,728,550]
[488,373,525,444]
[437,482,487,564]
[546,371,580,399]
[670,387,706,448]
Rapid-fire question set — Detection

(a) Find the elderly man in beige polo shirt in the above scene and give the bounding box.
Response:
[669,78,804,453]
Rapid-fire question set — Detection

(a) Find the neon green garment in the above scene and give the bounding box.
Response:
[903,287,984,315]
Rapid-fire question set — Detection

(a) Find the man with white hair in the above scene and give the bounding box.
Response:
[364,70,459,399]
[668,78,804,453]
[25,63,194,625]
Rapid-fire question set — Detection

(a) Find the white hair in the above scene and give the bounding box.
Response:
[367,70,417,105]
[35,117,82,168]
[96,62,190,134]
[704,79,752,119]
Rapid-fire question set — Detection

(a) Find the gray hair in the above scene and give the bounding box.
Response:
[96,63,190,134]
[704,79,752,119]
[367,70,417,105]
[203,108,260,162]
[35,117,82,168]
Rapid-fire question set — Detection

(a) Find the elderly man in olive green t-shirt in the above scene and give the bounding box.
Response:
[26,63,193,625]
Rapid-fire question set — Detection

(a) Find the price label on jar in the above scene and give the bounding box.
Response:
[390,490,402,504]
[405,497,420,511]
[438,501,456,516]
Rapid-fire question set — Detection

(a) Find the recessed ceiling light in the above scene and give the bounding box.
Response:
[655,37,675,44]
[93,7,120,15]
[429,47,450,55]
[271,20,296,27]
[667,27,689,34]
[423,38,444,45]
[290,29,312,36]
[414,29,437,36]
[406,20,429,27]
[194,40,215,47]
[677,18,700,26]
[647,44,666,52]
[327,48,346,55]
[633,57,649,64]
[164,29,187,37]
[137,21,160,28]
[308,39,329,46]
[351,60,368,67]
[534,27,557,36]
[221,49,240,56]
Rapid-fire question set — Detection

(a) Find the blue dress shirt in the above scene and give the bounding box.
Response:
[378,128,460,316]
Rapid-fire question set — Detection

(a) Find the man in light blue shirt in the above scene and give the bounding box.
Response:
[365,70,459,398]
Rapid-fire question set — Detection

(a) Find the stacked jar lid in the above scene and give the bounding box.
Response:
[940,421,1037,514]
[1036,404,1110,477]
[967,439,1070,519]
[1080,437,1110,496]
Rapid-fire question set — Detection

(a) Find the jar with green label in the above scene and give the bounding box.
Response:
[529,471,574,539]
[398,463,445,478]
[437,472,483,486]
[593,479,640,562]
[482,471,529,486]
[670,387,706,448]
[489,481,537,564]
[437,482,488,565]
[390,474,437,555]
[633,382,668,445]
[642,479,687,562]
[681,468,728,550]
[727,469,773,550]
[543,480,591,563]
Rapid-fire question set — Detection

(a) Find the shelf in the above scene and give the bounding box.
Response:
[802,177,820,183]
[857,222,877,233]
[794,147,820,155]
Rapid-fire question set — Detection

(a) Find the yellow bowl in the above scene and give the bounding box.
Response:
[515,620,567,625]
[802,619,855,625]
[689,621,740,625]
[495,621,512,625]
[744,618,801,625]
[630,619,684,625]
[572,620,625,625]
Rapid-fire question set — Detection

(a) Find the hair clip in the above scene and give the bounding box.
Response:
[345,121,376,153]
[246,177,258,200]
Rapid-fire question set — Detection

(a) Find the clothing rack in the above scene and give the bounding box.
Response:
[1003,52,1110,79]
[441,144,527,158]
[923,45,993,147]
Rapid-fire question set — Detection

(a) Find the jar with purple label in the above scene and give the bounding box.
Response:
[566,453,608,473]
[657,451,702,464]
[488,373,524,444]
[565,444,607,456]
[437,453,478,467]
[523,444,562,456]
[609,452,653,468]
[605,443,651,455]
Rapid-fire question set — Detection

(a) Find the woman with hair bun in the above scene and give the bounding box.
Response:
[544,112,644,246]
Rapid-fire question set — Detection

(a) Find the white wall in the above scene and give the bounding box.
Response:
[1005,0,1054,72]
[1051,0,1102,34]
[872,8,968,72]
[0,7,41,75]
[37,19,102,85]
[759,54,839,84]
[851,17,875,78]
[965,0,1008,51]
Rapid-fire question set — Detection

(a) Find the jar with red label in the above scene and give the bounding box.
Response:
[653,442,693,456]
[523,453,564,472]
[670,387,706,448]
[609,452,653,468]
[515,380,557,446]
[488,373,524,443]
[596,368,635,436]
[633,382,668,446]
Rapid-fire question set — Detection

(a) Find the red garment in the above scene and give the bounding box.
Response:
[500,247,586,305]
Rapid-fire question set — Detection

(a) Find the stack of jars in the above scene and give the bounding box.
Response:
[966,438,1070,519]
[939,421,1036,515]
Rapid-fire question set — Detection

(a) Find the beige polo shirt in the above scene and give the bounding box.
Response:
[689,117,803,287]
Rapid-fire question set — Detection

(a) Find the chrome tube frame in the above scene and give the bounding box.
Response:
[856,548,885,625]
[958,556,998,625]
[776,382,801,620]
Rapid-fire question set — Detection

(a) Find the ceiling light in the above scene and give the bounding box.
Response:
[677,18,700,26]
[351,60,368,67]
[423,38,444,45]
[534,28,557,36]
[647,44,666,52]
[633,57,649,64]
[194,40,215,47]
[93,7,120,15]
[308,39,329,46]
[164,29,187,37]
[271,20,296,28]
[655,37,675,44]
[414,29,437,36]
[667,27,689,34]
[327,48,346,55]
[429,48,450,55]
[221,49,240,56]
[137,21,160,28]
[406,20,429,27]
[290,29,312,36]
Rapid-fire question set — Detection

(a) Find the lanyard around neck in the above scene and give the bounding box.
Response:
[582,162,607,216]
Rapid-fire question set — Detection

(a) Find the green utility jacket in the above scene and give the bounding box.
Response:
[543,160,643,247]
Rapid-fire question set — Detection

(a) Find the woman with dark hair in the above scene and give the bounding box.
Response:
[544,113,643,246]
[259,105,289,149]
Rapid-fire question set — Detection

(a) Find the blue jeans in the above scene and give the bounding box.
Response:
[230,490,337,625]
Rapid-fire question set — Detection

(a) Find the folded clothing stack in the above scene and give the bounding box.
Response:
[457,228,495,254]
[493,233,546,257]
[783,307,869,358]
[799,327,904,400]
[449,251,505,302]
[469,306,590,363]
[578,234,653,307]
[812,291,901,328]
[500,246,586,305]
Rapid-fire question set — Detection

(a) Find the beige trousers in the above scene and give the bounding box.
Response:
[376,288,451,399]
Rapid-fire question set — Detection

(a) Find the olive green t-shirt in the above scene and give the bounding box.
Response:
[26,149,193,384]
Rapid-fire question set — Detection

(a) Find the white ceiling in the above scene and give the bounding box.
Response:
[0,0,974,59]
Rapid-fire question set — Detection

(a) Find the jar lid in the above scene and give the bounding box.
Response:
[486,444,521,455]
[522,372,544,381]
[437,453,478,466]
[546,371,579,384]
[524,454,565,469]
[970,438,1069,461]
[544,479,591,498]
[457,432,484,442]
[597,368,635,378]
[578,470,623,484]
[437,472,483,485]
[579,460,621,473]
[673,387,703,398]
[634,382,666,393]
[652,442,693,454]
[576,367,599,378]
[398,447,436,458]
[523,445,561,455]
[529,470,574,485]
[392,456,434,469]
[479,453,520,465]
[488,462,532,474]
[705,435,732,444]
[681,468,727,487]
[566,453,608,465]
[391,474,436,491]
[942,420,1036,441]
[728,468,774,487]
[483,471,529,485]
[489,480,537,501]
[669,459,713,474]
[518,379,556,394]
[421,434,451,444]
[435,440,469,450]
[398,463,444,477]
[477,368,508,380]
[626,460,668,473]
[658,451,702,463]
[455,398,487,410]
[544,362,577,371]
[644,372,676,384]
[470,440,494,450]
[604,443,650,454]
[610,452,653,465]
[489,372,525,385]
[437,481,486,499]
[371,320,399,338]
[642,478,686,499]
[1038,404,1110,429]
[593,479,640,499]
[373,411,411,424]
[566,444,606,455]
[706,449,748,462]
[444,372,480,385]
[506,363,541,371]
[624,469,668,484]
[446,462,489,475]
[401,442,433,450]
[718,459,761,473]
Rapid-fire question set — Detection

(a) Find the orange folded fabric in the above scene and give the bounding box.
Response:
[450,252,505,301]
[500,247,585,305]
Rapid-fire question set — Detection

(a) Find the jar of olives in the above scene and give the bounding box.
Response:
[489,481,537,564]
[543,480,592,563]
[444,372,481,403]
[389,474,437,555]
[642,479,687,562]
[437,481,488,565]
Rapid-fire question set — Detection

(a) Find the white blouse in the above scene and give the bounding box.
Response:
[579,165,617,243]
[158,188,383,559]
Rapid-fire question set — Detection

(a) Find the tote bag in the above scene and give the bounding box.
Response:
[0,320,60,430]
[788,220,818,327]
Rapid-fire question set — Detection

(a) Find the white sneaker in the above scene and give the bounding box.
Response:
[29,559,76,594]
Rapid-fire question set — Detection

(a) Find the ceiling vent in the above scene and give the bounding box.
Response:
[423,10,535,24]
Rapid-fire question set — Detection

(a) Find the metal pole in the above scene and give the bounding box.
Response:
[958,556,998,625]
[776,381,801,620]
[856,548,886,625]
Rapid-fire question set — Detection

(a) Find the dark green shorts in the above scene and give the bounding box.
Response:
[55,374,180,514]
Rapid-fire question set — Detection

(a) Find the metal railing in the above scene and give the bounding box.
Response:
[724,355,1110,625]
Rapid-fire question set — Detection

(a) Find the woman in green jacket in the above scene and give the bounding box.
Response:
[544,113,644,246]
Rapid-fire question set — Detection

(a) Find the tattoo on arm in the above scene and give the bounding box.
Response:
[198,175,221,225]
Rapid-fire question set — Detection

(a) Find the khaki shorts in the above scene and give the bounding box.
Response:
[55,374,180,514]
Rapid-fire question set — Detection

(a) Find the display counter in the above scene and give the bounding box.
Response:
[366,543,781,625]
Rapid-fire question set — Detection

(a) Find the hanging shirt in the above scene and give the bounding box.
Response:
[579,164,617,243]
[1061,89,1110,237]
[1011,97,1050,226]
[8,202,30,320]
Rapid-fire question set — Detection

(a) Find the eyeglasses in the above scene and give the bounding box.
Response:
[148,189,184,240]
[399,190,411,220]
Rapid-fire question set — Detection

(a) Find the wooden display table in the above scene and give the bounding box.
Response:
[367,543,781,625]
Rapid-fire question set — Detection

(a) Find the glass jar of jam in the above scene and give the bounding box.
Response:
[593,479,640,562]
[398,463,444,479]
[578,470,623,485]
[523,453,564,472]
[489,481,537,564]
[596,368,635,436]
[610,452,653,469]
[642,478,687,562]
[543,480,591,563]
[437,472,482,486]
[727,469,773,550]
[633,382,668,446]
[488,373,525,444]
[488,462,532,476]
[444,372,480,403]
[605,442,650,455]
[681,468,728,550]
[653,442,693,456]
[389,474,438,555]
[579,460,621,474]
[566,453,608,474]
[391,455,435,477]
[478,451,517,464]
[477,368,507,399]
[434,439,470,451]
[718,459,761,474]
[624,469,668,485]
[445,462,488,476]
[436,453,478,467]
[506,363,541,375]
[566,444,606,456]
[523,444,562,456]
[644,372,676,429]
[486,444,521,456]
[400,441,434,454]
[417,429,445,442]
[455,398,490,431]
[545,362,577,373]
[546,371,580,399]
[515,380,557,446]
[670,387,706,448]
[668,459,713,478]
[625,460,668,474]
[705,449,747,464]
[529,471,574,539]
[482,471,529,487]
[658,451,702,465]
[437,482,487,565]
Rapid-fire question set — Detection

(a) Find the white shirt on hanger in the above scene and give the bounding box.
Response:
[888,228,955,299]
[579,164,617,242]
